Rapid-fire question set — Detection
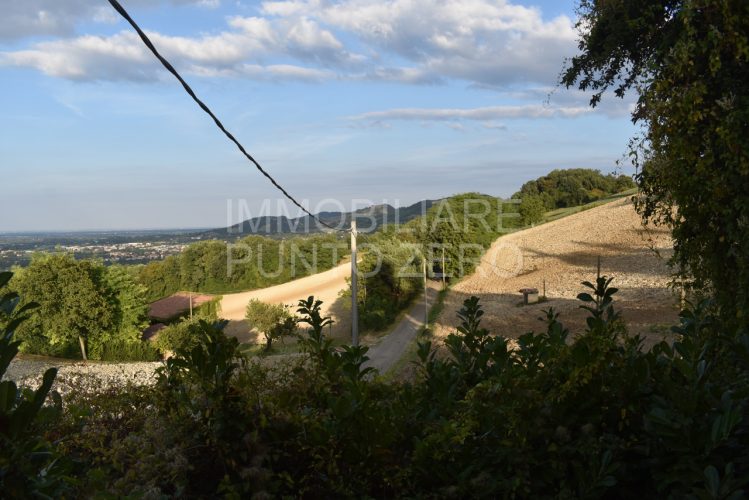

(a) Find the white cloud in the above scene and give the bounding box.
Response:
[1,0,578,88]
[0,0,219,40]
[0,15,358,81]
[261,0,577,86]
[349,104,591,125]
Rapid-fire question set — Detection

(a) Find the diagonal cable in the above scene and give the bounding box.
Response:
[107,0,346,233]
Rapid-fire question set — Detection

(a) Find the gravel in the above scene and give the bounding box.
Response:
[4,358,162,398]
[433,198,680,347]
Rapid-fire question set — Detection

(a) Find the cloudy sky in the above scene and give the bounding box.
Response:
[1,0,637,231]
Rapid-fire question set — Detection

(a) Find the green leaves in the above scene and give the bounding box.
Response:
[565,0,749,330]
[1,271,66,496]
[245,299,296,352]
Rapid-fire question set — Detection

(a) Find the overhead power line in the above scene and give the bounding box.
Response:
[107,0,345,233]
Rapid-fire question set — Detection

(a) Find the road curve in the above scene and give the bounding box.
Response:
[219,261,351,320]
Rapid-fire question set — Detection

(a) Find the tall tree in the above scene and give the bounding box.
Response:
[562,0,749,327]
[94,265,150,359]
[12,254,115,360]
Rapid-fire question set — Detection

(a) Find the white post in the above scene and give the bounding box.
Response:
[351,220,359,346]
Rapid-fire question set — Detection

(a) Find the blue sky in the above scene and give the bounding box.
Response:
[0,0,637,231]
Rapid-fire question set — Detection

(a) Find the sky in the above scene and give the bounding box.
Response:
[0,0,639,231]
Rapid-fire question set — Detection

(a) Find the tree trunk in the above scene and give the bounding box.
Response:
[78,335,88,361]
[265,333,273,353]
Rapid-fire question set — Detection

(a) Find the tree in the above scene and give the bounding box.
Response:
[518,195,546,226]
[95,265,150,359]
[513,169,635,209]
[245,300,295,352]
[12,254,114,360]
[562,0,749,328]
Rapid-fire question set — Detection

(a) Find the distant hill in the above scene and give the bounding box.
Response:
[203,199,436,238]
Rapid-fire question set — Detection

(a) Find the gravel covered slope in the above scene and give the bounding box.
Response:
[433,197,679,346]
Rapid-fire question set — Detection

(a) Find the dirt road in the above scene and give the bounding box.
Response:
[364,282,440,373]
[220,262,351,321]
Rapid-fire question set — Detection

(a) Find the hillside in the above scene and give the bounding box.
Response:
[204,199,436,238]
[433,197,679,345]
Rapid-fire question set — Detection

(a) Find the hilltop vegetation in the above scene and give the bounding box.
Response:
[352,193,511,330]
[136,233,345,301]
[514,168,635,211]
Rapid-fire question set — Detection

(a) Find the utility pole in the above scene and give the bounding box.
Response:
[423,253,428,327]
[189,291,193,319]
[350,220,359,346]
[441,246,446,289]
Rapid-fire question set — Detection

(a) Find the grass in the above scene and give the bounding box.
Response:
[543,189,637,223]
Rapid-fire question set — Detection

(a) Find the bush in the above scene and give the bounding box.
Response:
[245,299,296,351]
[97,339,160,362]
[155,318,202,354]
[23,272,749,498]
[518,194,546,225]
[0,271,68,497]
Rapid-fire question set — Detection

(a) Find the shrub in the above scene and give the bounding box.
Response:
[23,273,749,498]
[245,299,296,351]
[0,271,68,497]
[155,317,203,354]
[97,339,160,362]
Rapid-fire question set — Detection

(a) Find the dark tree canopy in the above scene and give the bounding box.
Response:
[514,168,635,210]
[563,0,749,328]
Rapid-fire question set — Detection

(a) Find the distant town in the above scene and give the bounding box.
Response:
[0,230,211,268]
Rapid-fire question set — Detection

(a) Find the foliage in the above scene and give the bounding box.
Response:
[518,194,546,225]
[97,338,160,362]
[155,317,203,354]
[351,192,508,331]
[413,193,505,276]
[245,299,296,352]
[138,233,345,301]
[514,168,635,210]
[354,235,424,330]
[10,254,150,360]
[0,271,67,497]
[103,265,150,338]
[155,296,224,354]
[562,0,749,329]
[11,254,115,360]
[26,273,749,497]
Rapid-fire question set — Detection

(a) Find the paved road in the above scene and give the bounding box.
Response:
[364,282,441,373]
